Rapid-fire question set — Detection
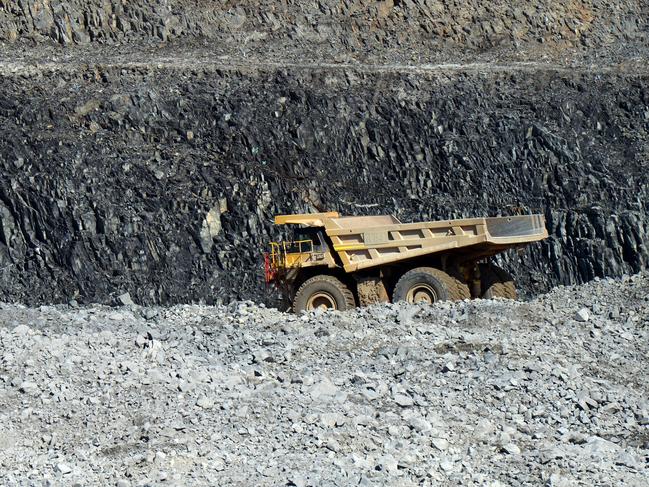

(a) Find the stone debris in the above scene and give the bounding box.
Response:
[196,396,215,409]
[502,443,521,455]
[18,381,39,395]
[55,464,72,475]
[393,393,414,407]
[116,292,135,306]
[431,438,450,451]
[0,274,646,485]
[12,324,31,336]
[574,308,590,322]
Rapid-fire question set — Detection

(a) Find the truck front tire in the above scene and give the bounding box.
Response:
[393,267,470,304]
[293,275,356,313]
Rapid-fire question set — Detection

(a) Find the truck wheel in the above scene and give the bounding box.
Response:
[393,267,470,304]
[479,263,517,300]
[293,275,356,313]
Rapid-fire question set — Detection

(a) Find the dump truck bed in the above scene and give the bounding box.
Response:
[276,213,547,272]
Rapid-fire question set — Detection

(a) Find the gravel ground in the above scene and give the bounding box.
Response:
[0,274,647,486]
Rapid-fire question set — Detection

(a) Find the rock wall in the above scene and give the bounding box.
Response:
[0,0,646,57]
[0,1,647,305]
[0,62,647,304]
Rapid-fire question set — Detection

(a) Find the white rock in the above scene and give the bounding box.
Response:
[443,362,456,372]
[117,292,135,306]
[574,308,590,322]
[13,324,31,336]
[439,458,456,472]
[309,378,338,401]
[502,443,521,455]
[196,396,215,409]
[19,381,39,395]
[394,393,414,407]
[432,438,449,450]
[378,454,398,474]
[584,436,620,458]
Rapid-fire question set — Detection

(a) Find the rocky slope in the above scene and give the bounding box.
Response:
[0,2,647,305]
[0,275,647,485]
[1,1,647,61]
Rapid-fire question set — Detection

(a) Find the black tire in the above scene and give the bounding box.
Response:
[293,275,356,313]
[392,267,470,304]
[479,263,517,300]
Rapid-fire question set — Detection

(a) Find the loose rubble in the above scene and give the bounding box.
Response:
[0,274,647,485]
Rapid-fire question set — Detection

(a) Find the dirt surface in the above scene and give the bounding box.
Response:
[0,275,647,485]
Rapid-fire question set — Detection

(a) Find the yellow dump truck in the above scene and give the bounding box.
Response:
[265,212,548,312]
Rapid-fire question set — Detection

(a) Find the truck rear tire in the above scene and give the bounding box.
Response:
[393,267,470,304]
[293,275,356,313]
[479,263,517,300]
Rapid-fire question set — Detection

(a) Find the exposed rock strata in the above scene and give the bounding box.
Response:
[0,60,647,304]
[0,1,647,305]
[1,0,646,59]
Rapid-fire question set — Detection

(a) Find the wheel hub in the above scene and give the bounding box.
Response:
[306,291,337,310]
[406,284,437,304]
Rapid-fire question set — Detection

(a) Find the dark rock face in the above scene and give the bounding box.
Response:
[0,64,647,305]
